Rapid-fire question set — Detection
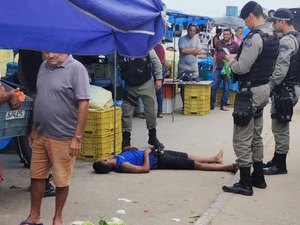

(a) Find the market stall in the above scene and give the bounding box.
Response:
[0,0,166,158]
[164,9,213,120]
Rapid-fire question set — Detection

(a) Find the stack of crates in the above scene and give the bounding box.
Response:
[215,88,236,107]
[78,107,122,161]
[184,82,211,115]
[162,84,175,114]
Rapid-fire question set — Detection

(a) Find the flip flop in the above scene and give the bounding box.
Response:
[19,220,44,225]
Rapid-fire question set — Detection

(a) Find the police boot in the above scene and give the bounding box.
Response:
[148,128,164,150]
[252,161,267,189]
[122,131,131,149]
[222,167,253,196]
[263,152,276,168]
[263,153,287,175]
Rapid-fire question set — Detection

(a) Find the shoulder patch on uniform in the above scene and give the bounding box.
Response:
[243,39,252,48]
[279,44,288,54]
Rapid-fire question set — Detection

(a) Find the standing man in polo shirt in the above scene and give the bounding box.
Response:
[178,24,202,107]
[263,8,300,175]
[210,29,239,111]
[21,52,90,225]
[222,1,279,196]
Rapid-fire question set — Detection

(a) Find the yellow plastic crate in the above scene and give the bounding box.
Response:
[79,132,122,160]
[84,107,121,136]
[184,100,210,116]
[215,89,236,107]
[184,84,211,100]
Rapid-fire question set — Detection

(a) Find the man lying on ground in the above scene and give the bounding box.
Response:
[93,146,238,174]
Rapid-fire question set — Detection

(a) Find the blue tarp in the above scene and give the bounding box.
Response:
[0,0,165,57]
[167,9,212,25]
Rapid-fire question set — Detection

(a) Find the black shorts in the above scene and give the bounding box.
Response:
[156,150,194,170]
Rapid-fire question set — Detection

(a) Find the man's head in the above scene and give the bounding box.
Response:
[43,52,68,68]
[93,158,114,174]
[235,27,243,38]
[216,28,223,36]
[223,29,233,42]
[270,8,294,33]
[187,24,198,39]
[240,1,264,29]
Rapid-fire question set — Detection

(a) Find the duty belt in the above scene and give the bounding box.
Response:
[239,81,268,90]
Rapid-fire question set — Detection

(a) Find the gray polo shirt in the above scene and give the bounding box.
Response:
[178,34,201,75]
[33,55,90,140]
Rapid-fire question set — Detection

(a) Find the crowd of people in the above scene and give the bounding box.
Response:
[0,1,300,224]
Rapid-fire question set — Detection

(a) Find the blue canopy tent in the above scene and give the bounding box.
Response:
[0,0,165,57]
[0,0,166,152]
[165,9,212,121]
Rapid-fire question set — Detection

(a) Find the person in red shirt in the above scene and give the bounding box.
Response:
[211,29,239,111]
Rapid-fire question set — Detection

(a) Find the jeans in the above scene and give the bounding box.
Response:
[211,69,229,108]
[156,88,163,114]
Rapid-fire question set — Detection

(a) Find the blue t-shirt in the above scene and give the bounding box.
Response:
[114,150,156,172]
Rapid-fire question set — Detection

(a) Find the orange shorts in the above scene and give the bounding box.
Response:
[30,132,76,187]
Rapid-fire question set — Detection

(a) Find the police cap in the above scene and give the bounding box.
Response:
[271,8,294,22]
[240,1,258,20]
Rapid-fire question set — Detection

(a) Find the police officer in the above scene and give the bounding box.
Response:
[263,8,300,175]
[118,49,164,150]
[222,1,279,196]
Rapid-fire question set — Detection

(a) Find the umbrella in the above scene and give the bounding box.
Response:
[0,0,165,57]
[213,16,245,29]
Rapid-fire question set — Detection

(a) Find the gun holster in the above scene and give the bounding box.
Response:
[232,90,253,126]
[123,90,139,107]
[274,88,293,123]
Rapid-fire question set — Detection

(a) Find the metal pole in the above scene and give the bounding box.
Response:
[172,16,177,123]
[113,51,117,156]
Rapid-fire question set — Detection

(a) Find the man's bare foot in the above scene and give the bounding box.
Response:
[225,163,239,173]
[214,150,224,164]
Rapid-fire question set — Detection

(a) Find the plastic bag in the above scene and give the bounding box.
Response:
[89,85,114,110]
[99,217,126,225]
[221,60,231,79]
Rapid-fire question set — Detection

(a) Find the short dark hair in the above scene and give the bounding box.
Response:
[188,24,198,32]
[240,1,263,19]
[236,27,243,31]
[216,28,222,34]
[93,160,112,174]
[223,28,232,34]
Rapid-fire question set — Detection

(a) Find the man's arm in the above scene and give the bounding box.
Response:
[149,49,163,90]
[227,33,263,75]
[119,148,152,173]
[269,35,298,91]
[0,87,21,109]
[180,48,201,55]
[69,99,89,157]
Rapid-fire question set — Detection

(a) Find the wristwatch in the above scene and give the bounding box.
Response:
[73,135,83,143]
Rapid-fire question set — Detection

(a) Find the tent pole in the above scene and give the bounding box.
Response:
[172,16,177,123]
[113,51,117,156]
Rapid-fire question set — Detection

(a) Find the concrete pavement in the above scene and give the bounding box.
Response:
[0,96,299,225]
[196,103,300,225]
